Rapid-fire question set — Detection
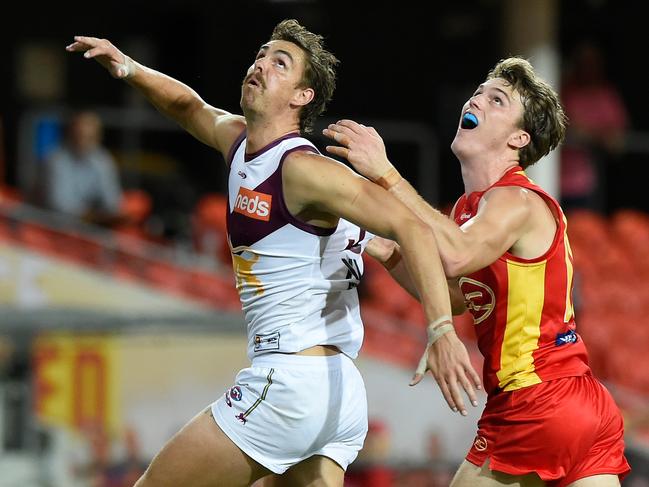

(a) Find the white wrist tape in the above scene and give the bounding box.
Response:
[118,55,136,79]
[427,322,455,344]
[415,315,454,375]
[428,315,453,331]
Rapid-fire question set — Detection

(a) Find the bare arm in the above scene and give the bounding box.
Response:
[66,36,245,156]
[283,152,481,414]
[366,237,467,315]
[324,120,536,278]
[365,237,419,298]
[387,181,535,277]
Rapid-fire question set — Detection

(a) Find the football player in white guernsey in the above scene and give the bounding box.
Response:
[67,19,481,487]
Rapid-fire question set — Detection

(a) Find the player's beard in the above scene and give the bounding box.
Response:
[240,91,265,122]
[240,81,262,114]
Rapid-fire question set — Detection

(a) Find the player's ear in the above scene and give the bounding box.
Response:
[509,129,530,149]
[292,87,314,107]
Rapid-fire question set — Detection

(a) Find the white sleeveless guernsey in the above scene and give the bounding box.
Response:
[226,131,371,360]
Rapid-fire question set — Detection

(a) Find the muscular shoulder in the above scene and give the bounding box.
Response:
[483,185,556,257]
[485,185,554,218]
[472,185,538,239]
[282,149,362,217]
[484,184,533,200]
[481,185,537,215]
[283,150,354,185]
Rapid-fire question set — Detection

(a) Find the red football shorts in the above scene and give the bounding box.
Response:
[466,373,630,486]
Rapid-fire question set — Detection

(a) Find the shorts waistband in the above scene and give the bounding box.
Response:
[251,352,351,370]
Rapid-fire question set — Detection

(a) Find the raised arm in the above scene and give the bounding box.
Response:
[66,36,245,157]
[283,151,481,414]
[324,120,542,278]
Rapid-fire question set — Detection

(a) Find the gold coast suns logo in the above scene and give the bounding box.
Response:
[459,277,495,325]
[233,187,272,221]
[473,435,488,451]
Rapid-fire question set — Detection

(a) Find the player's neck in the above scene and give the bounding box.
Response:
[245,118,300,154]
[461,158,519,195]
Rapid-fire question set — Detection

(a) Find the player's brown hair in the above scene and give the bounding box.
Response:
[488,57,568,168]
[271,19,339,134]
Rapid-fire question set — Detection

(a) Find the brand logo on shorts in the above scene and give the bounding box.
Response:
[230,386,243,401]
[473,435,488,451]
[233,187,272,221]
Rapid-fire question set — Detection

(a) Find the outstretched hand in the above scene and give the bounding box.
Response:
[66,36,135,79]
[323,120,394,182]
[410,329,482,416]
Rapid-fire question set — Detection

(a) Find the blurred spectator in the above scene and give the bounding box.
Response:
[42,110,124,226]
[560,40,629,213]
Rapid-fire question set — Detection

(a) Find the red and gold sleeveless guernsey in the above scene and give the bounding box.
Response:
[454,166,590,396]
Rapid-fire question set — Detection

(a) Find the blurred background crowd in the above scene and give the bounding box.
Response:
[2,1,649,486]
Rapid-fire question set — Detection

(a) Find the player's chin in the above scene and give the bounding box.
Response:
[241,87,260,105]
[450,137,471,158]
[240,93,254,110]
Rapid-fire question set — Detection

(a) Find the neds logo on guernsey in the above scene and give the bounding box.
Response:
[234,187,272,221]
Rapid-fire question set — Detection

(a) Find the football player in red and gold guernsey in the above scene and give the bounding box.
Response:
[324,57,630,487]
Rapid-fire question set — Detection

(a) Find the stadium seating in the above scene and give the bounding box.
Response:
[567,208,649,394]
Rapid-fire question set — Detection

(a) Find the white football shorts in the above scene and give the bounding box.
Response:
[211,352,368,474]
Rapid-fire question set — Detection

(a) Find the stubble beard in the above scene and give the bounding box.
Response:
[241,86,262,119]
